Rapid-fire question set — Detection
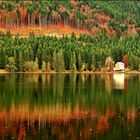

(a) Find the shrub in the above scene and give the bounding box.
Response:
[105,56,114,71]
[24,61,34,72]
[122,55,128,67]
[128,55,140,70]
[5,57,17,72]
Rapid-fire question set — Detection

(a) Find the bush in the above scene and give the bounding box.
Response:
[5,57,17,72]
[24,61,34,72]
[128,55,140,70]
[105,56,114,71]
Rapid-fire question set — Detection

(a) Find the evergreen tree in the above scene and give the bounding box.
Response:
[42,61,46,72]
[46,61,51,72]
[33,57,39,72]
[52,50,57,71]
[0,47,6,69]
[36,45,42,69]
[70,52,77,72]
[91,54,96,71]
[57,50,65,72]
[77,53,82,71]
[18,51,24,72]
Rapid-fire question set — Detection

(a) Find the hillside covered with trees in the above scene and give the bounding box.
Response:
[0,0,140,36]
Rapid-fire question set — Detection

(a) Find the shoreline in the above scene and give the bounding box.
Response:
[1,70,140,74]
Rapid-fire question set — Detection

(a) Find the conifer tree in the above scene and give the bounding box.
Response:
[57,49,65,72]
[77,53,82,71]
[91,54,96,71]
[52,50,57,71]
[18,51,24,72]
[0,47,6,69]
[46,61,51,72]
[70,52,77,72]
[33,57,39,72]
[42,61,46,72]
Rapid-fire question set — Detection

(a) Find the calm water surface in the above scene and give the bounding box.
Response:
[0,73,140,140]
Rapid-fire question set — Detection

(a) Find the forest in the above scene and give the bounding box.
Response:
[0,32,140,72]
[0,0,140,36]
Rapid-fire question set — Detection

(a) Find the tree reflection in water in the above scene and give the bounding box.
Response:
[0,73,140,140]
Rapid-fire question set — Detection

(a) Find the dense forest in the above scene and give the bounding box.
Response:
[0,0,140,36]
[0,32,140,72]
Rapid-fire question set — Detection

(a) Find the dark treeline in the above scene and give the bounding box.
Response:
[0,32,140,72]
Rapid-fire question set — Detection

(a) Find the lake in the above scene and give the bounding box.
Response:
[0,73,140,140]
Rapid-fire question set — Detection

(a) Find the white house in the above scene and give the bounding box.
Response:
[113,62,124,71]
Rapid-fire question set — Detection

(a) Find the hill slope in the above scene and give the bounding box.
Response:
[0,0,140,36]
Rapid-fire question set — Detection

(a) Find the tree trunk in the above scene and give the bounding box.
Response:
[28,15,30,27]
[39,14,41,28]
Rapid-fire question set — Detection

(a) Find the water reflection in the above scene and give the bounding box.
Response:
[0,74,140,139]
[113,73,125,90]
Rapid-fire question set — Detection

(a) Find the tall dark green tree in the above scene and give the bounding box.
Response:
[52,50,57,71]
[57,49,65,72]
[70,52,77,72]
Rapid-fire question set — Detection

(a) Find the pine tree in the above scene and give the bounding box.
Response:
[33,57,39,72]
[0,47,6,69]
[18,51,24,72]
[70,52,77,72]
[42,61,46,72]
[46,61,51,72]
[52,50,57,71]
[57,50,65,72]
[36,45,42,69]
[77,53,82,71]
[91,54,96,71]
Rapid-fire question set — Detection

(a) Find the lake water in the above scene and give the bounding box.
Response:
[0,73,140,140]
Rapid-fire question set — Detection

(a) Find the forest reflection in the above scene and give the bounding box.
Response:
[0,73,140,140]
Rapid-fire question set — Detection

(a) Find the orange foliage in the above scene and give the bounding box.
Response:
[0,106,138,139]
[18,124,26,140]
[122,55,128,67]
[0,24,89,36]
